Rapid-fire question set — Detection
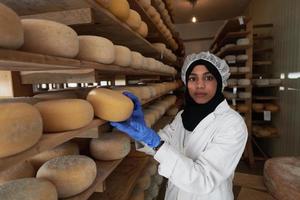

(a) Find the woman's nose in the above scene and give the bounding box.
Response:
[196,78,205,88]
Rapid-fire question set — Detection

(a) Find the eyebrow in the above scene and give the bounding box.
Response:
[189,72,212,76]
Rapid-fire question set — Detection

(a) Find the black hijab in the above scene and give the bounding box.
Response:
[181,59,225,131]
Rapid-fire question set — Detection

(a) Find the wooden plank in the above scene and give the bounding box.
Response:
[89,156,149,200]
[216,44,252,57]
[254,35,273,40]
[63,159,123,200]
[253,61,273,66]
[254,48,273,54]
[253,24,274,28]
[215,31,251,52]
[21,8,93,26]
[237,188,275,200]
[1,0,89,16]
[0,49,80,71]
[234,172,267,191]
[20,69,96,84]
[0,119,105,172]
[253,96,279,100]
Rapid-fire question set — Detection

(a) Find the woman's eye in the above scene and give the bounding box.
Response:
[205,75,214,81]
[188,77,196,82]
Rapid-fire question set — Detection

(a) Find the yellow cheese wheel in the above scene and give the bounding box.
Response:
[36,155,97,198]
[87,88,134,122]
[77,35,115,64]
[131,51,144,69]
[252,103,264,112]
[138,0,151,10]
[0,161,35,185]
[125,9,142,30]
[21,19,79,58]
[137,21,148,38]
[29,142,79,170]
[265,103,280,112]
[146,6,157,17]
[237,104,250,113]
[0,103,43,158]
[34,99,94,133]
[113,45,132,67]
[90,131,131,160]
[0,3,24,49]
[108,0,130,21]
[0,178,57,200]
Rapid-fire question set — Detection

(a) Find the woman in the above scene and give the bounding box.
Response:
[111,51,248,200]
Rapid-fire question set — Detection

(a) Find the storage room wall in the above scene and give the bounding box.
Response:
[246,0,300,156]
[175,20,224,55]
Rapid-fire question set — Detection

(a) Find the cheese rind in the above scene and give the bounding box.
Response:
[0,178,58,200]
[36,155,97,198]
[34,99,94,132]
[90,131,131,160]
[0,3,24,49]
[21,19,79,58]
[87,88,134,122]
[113,45,132,67]
[108,0,130,21]
[77,36,115,64]
[0,103,43,158]
[126,9,142,30]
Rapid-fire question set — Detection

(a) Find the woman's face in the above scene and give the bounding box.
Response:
[187,65,218,104]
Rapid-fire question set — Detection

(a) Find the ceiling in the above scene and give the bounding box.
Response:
[172,0,251,24]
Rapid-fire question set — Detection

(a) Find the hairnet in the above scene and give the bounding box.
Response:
[181,51,230,89]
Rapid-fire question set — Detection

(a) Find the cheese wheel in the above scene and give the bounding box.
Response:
[108,0,130,21]
[138,0,151,10]
[0,103,43,158]
[36,155,97,198]
[34,99,94,132]
[238,79,251,86]
[237,38,250,45]
[227,79,237,86]
[87,88,134,121]
[125,9,142,30]
[237,104,249,113]
[90,131,131,160]
[129,187,145,200]
[131,51,144,69]
[0,161,35,185]
[269,79,281,85]
[0,3,24,49]
[147,6,157,17]
[238,92,252,99]
[252,103,264,112]
[0,178,57,200]
[29,142,79,170]
[152,43,166,52]
[21,19,79,58]
[166,107,179,116]
[33,91,78,100]
[236,54,248,62]
[137,21,148,38]
[230,67,238,73]
[113,45,132,67]
[77,36,115,64]
[144,162,157,176]
[238,67,250,73]
[265,103,280,112]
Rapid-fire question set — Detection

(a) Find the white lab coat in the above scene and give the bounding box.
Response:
[137,100,248,200]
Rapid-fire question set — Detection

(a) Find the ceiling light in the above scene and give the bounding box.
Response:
[192,16,197,23]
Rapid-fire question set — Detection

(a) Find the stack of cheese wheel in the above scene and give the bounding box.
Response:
[138,0,151,10]
[0,178,58,200]
[144,110,157,127]
[107,0,130,22]
[77,35,115,64]
[0,103,43,158]
[131,51,144,69]
[229,66,238,73]
[137,21,148,38]
[21,19,79,58]
[265,103,280,112]
[227,79,237,87]
[0,3,24,49]
[238,79,251,86]
[28,141,79,170]
[129,186,145,200]
[90,131,131,160]
[238,92,251,99]
[34,99,94,132]
[36,155,97,198]
[87,88,134,122]
[33,90,78,100]
[0,161,35,185]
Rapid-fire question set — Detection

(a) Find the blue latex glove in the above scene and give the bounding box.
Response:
[110,92,161,148]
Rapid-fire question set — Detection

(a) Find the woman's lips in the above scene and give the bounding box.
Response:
[194,92,207,97]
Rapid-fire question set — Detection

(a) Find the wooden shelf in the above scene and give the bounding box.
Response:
[252,132,280,138]
[226,85,252,89]
[253,84,281,88]
[253,23,274,28]
[213,31,250,53]
[63,159,122,200]
[254,48,273,54]
[89,156,150,200]
[230,72,251,75]
[253,61,272,66]
[254,35,273,40]
[0,49,173,77]
[253,96,279,100]
[0,119,105,172]
[216,44,252,57]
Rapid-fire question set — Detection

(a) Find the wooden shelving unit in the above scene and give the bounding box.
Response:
[210,16,255,166]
